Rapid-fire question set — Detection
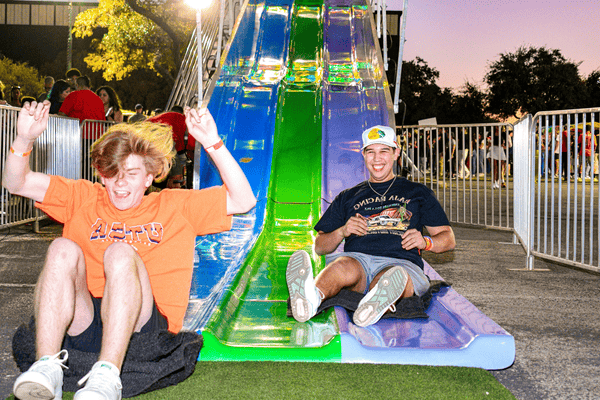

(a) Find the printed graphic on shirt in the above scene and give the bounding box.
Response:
[352,194,413,234]
[90,218,164,246]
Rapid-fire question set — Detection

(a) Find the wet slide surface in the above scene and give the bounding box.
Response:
[184,0,515,368]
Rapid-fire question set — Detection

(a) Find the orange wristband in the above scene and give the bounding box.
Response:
[205,140,224,153]
[10,147,32,157]
[423,236,433,251]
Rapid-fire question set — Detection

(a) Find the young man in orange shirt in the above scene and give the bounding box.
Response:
[5,101,256,400]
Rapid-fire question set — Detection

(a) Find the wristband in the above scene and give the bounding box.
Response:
[423,236,433,251]
[205,139,224,153]
[10,147,32,157]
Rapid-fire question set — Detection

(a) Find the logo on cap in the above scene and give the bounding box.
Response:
[367,128,386,140]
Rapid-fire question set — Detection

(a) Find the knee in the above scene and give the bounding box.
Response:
[326,257,364,283]
[45,238,84,271]
[103,242,139,274]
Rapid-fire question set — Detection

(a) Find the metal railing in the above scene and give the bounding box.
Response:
[517,108,600,273]
[397,123,514,231]
[166,0,242,110]
[1,106,80,230]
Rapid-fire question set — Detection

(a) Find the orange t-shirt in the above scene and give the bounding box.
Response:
[36,176,232,333]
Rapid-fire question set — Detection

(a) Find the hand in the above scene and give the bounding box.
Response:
[342,213,368,237]
[401,229,426,251]
[184,106,220,148]
[17,101,50,142]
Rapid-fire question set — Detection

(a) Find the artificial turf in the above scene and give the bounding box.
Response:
[22,361,516,400]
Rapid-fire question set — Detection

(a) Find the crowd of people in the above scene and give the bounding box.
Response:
[401,126,514,188]
[2,68,195,190]
[0,68,156,122]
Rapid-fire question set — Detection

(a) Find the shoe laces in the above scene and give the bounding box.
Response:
[78,363,123,393]
[33,350,69,373]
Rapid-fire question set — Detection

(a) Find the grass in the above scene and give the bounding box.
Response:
[10,362,515,400]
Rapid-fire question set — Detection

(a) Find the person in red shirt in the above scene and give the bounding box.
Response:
[58,76,105,123]
[5,101,256,400]
[148,110,196,188]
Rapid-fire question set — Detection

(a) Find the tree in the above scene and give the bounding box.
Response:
[584,70,600,108]
[485,46,584,119]
[0,56,43,101]
[398,57,453,125]
[73,0,195,84]
[451,82,495,124]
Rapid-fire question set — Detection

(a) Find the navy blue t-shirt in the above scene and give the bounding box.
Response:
[314,177,450,269]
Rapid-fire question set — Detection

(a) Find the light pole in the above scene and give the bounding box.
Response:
[186,0,212,107]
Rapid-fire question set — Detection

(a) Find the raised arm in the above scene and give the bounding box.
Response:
[2,101,51,202]
[184,107,256,215]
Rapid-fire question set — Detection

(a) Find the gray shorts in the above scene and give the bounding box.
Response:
[325,252,430,296]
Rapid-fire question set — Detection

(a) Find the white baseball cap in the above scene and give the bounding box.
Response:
[361,125,398,150]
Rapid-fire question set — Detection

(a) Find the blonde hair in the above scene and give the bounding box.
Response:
[91,122,175,182]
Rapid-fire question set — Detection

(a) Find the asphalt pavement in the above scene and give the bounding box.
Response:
[1,221,599,399]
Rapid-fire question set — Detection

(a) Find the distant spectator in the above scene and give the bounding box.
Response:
[37,76,55,103]
[65,68,81,87]
[0,80,6,105]
[58,76,105,123]
[153,108,163,116]
[147,111,194,188]
[47,79,73,114]
[128,104,147,123]
[96,86,123,123]
[8,85,21,107]
[170,105,184,114]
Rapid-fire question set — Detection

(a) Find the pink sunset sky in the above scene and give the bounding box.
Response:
[399,0,600,91]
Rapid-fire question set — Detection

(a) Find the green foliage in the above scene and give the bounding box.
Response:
[584,70,600,107]
[398,57,453,125]
[73,0,194,82]
[0,56,43,101]
[452,82,495,124]
[485,46,584,118]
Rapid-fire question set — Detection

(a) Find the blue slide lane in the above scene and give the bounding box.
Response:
[183,0,293,331]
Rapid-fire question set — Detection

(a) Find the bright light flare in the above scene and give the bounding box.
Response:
[185,0,212,10]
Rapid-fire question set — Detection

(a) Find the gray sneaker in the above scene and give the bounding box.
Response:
[73,361,122,400]
[286,250,321,322]
[353,266,408,327]
[13,350,68,400]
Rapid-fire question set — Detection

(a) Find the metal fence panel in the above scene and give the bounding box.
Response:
[397,123,514,231]
[1,106,81,230]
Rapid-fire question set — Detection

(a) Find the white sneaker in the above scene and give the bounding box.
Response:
[73,361,122,400]
[286,250,322,322]
[13,350,68,400]
[353,266,408,327]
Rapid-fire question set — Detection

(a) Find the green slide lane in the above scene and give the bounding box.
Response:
[200,0,342,362]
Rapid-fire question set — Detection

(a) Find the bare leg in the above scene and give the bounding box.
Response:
[314,256,366,299]
[98,242,154,369]
[35,238,92,358]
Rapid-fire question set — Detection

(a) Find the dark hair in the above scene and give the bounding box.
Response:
[20,96,36,105]
[170,105,184,114]
[76,76,91,89]
[48,80,71,103]
[66,68,81,79]
[96,86,122,111]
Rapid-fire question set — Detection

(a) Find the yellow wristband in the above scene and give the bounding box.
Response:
[10,147,32,157]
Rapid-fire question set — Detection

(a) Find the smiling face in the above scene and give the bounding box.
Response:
[362,144,399,183]
[100,154,153,211]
